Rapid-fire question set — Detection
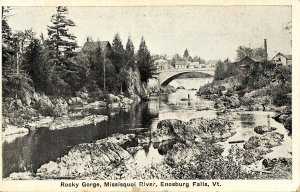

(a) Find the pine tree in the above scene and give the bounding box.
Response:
[23,38,48,92]
[125,36,135,68]
[137,36,154,82]
[183,48,190,59]
[92,44,104,90]
[111,33,125,73]
[47,6,77,65]
[47,6,82,95]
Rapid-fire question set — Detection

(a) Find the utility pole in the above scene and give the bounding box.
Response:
[103,50,106,91]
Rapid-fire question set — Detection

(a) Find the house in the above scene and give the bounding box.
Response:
[206,60,218,67]
[81,38,112,56]
[175,61,187,69]
[154,59,171,70]
[189,61,200,68]
[271,53,292,67]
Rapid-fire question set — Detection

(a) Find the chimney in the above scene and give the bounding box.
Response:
[264,39,268,61]
[87,37,89,42]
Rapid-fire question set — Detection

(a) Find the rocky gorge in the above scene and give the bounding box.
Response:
[5,113,291,180]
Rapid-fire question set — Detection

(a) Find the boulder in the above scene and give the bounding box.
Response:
[260,132,284,148]
[254,125,276,135]
[68,97,83,105]
[244,136,261,149]
[97,133,135,145]
[107,94,121,104]
[7,172,34,180]
[137,135,150,144]
[152,119,186,142]
[3,125,29,137]
[37,142,131,179]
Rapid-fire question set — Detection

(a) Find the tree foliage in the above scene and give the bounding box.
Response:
[236,46,266,61]
[137,37,154,82]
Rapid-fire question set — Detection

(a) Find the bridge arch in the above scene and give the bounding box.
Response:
[160,71,214,87]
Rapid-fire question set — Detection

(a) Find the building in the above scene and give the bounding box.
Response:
[206,60,218,67]
[174,61,187,69]
[81,38,112,56]
[189,61,200,68]
[154,59,171,70]
[271,53,292,67]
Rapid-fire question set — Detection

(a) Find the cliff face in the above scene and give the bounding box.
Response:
[124,67,148,101]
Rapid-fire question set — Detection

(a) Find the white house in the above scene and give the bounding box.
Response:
[175,61,187,69]
[189,61,200,68]
[206,60,218,67]
[271,53,292,67]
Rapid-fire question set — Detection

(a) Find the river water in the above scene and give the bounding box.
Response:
[2,77,291,178]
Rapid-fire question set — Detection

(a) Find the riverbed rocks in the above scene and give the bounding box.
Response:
[2,125,29,138]
[272,107,292,134]
[244,132,284,150]
[25,115,108,131]
[97,133,135,145]
[254,125,276,135]
[49,115,108,130]
[152,117,235,143]
[67,97,83,106]
[36,142,131,179]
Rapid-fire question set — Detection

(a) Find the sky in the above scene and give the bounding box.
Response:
[6,6,291,61]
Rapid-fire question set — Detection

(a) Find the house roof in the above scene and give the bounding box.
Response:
[175,61,187,65]
[231,56,258,68]
[272,52,292,60]
[81,41,111,53]
[251,55,265,62]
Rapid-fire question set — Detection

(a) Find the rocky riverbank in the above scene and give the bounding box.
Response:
[5,114,291,180]
[2,90,137,141]
[197,81,292,133]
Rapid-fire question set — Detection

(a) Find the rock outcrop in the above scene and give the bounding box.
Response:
[152,117,235,143]
[254,125,276,135]
[36,142,131,179]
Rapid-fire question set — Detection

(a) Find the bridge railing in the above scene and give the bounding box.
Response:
[156,67,215,73]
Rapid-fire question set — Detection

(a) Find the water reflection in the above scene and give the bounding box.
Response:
[2,102,159,178]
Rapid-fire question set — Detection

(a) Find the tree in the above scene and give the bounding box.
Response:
[23,38,49,92]
[236,46,253,61]
[47,6,81,95]
[111,33,125,73]
[91,45,105,90]
[2,7,34,101]
[236,46,266,61]
[125,36,135,68]
[137,36,154,82]
[214,61,226,80]
[2,6,14,68]
[183,48,190,59]
[47,6,77,64]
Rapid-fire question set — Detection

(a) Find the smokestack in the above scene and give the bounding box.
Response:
[87,37,89,42]
[264,39,268,61]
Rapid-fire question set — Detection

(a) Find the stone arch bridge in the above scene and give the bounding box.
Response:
[155,68,215,87]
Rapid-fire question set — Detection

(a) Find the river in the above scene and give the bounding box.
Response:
[2,77,291,178]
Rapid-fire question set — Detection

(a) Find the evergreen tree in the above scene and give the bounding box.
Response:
[2,7,34,100]
[137,36,154,82]
[214,61,226,80]
[183,48,190,59]
[47,6,77,64]
[47,6,82,95]
[92,45,104,90]
[125,36,135,68]
[23,38,48,92]
[2,6,14,68]
[111,33,125,73]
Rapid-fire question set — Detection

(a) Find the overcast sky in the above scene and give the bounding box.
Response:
[7,6,291,61]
